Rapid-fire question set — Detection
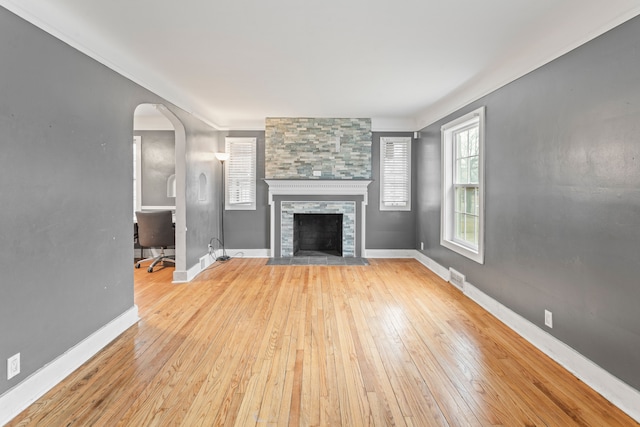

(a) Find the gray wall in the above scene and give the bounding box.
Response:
[181,120,221,267]
[0,7,218,396]
[222,130,418,252]
[417,15,640,389]
[366,132,417,249]
[136,130,175,207]
[220,130,269,251]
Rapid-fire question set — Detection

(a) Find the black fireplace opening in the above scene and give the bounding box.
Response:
[294,213,343,257]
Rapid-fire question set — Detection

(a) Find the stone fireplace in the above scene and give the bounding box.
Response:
[265,180,371,257]
[264,118,372,258]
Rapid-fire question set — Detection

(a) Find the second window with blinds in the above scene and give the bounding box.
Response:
[379,136,412,211]
[225,137,257,210]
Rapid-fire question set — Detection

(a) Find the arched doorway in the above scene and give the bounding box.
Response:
[133,103,186,279]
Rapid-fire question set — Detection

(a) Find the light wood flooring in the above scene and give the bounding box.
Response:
[7,258,638,426]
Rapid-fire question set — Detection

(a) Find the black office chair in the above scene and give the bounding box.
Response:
[135,210,175,273]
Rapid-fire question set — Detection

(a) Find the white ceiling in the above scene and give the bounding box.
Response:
[2,0,640,131]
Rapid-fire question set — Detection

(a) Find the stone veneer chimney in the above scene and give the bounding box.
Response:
[265,117,372,180]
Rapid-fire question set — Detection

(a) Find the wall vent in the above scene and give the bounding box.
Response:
[449,268,465,290]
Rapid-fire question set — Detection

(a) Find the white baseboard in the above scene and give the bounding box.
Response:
[173,253,214,283]
[413,250,640,423]
[173,269,188,283]
[0,306,139,426]
[185,261,203,283]
[173,248,268,284]
[413,250,450,281]
[364,249,416,258]
[226,248,271,258]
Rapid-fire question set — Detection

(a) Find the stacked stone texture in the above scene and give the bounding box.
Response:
[265,118,372,180]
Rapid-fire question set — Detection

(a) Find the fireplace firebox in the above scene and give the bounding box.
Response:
[294,213,343,256]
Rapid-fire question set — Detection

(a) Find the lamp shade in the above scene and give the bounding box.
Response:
[214,152,230,162]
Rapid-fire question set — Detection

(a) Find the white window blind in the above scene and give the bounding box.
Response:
[225,137,256,210]
[380,136,411,211]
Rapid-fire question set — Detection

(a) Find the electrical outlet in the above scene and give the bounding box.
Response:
[420,241,424,250]
[7,353,20,380]
[545,310,553,328]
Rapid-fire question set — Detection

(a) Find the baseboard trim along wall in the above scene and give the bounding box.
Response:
[0,306,140,426]
[226,248,271,258]
[411,250,640,423]
[174,249,272,284]
[364,249,416,258]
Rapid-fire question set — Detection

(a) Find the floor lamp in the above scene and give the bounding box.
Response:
[214,152,230,261]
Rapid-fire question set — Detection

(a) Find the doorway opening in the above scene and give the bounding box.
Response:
[133,103,186,281]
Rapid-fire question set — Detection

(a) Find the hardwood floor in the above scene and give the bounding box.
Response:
[7,258,638,426]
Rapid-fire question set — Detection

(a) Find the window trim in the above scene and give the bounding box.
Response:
[224,137,257,211]
[133,136,142,216]
[440,106,485,264]
[379,136,412,211]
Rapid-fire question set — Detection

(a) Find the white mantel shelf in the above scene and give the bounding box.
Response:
[265,179,372,204]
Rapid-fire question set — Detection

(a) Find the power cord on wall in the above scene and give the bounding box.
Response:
[202,239,248,274]
[209,237,230,262]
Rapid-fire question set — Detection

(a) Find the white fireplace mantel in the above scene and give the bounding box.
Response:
[265,179,372,204]
[265,179,372,257]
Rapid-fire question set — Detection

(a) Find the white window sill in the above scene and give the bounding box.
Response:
[440,238,484,264]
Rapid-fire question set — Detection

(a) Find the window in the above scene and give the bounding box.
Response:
[379,136,411,211]
[441,106,485,264]
[225,137,256,210]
